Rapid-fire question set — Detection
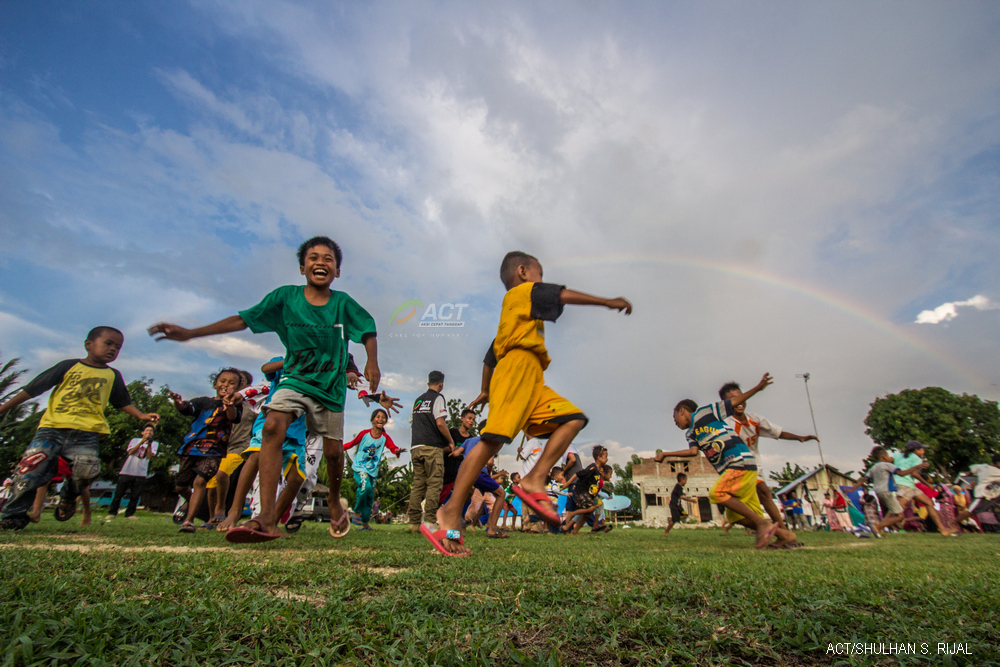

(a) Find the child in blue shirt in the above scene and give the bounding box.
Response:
[344,408,404,530]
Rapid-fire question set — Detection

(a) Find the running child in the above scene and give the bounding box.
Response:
[344,408,405,531]
[562,445,608,534]
[206,369,254,527]
[844,446,927,537]
[657,373,796,549]
[427,251,631,555]
[0,327,159,531]
[664,472,695,535]
[892,441,956,536]
[170,368,243,533]
[718,381,817,530]
[954,453,1000,528]
[150,236,380,541]
[439,431,508,538]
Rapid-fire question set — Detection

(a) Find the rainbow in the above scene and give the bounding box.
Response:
[550,252,989,391]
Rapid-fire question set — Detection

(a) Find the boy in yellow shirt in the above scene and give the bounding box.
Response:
[0,327,159,530]
[423,251,631,556]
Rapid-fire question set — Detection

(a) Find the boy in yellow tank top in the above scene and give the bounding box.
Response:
[422,251,631,556]
[0,327,159,531]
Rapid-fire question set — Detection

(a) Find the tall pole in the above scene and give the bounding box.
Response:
[797,373,828,489]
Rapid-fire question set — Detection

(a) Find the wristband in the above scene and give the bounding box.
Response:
[446,529,461,541]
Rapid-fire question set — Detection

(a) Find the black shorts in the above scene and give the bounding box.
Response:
[175,455,221,488]
[670,506,683,523]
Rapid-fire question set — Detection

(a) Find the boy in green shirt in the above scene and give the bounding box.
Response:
[149,236,380,541]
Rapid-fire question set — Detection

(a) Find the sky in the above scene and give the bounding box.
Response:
[1,2,998,479]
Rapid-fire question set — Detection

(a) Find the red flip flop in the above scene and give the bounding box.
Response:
[512,485,561,526]
[754,524,779,550]
[226,527,281,543]
[419,524,468,557]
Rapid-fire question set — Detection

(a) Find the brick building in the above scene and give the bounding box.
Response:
[632,455,722,528]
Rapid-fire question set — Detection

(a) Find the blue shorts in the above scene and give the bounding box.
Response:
[474,470,501,494]
[245,431,306,480]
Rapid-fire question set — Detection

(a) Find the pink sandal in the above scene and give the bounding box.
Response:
[512,486,561,525]
[420,524,468,557]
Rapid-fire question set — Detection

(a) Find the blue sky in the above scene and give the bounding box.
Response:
[2,2,999,475]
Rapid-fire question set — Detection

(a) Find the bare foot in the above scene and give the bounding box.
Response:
[216,515,238,532]
[246,518,282,537]
[27,512,41,524]
[771,527,797,547]
[81,516,92,527]
[722,523,732,535]
[438,507,471,555]
[754,523,778,549]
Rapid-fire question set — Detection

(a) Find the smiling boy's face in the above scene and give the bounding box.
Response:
[300,244,340,288]
[723,388,746,416]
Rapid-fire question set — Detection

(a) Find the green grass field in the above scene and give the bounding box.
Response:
[1,514,997,667]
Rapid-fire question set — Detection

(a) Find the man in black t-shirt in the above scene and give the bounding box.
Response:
[665,473,695,535]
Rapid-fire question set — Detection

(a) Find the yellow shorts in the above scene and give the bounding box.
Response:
[206,452,244,489]
[283,453,305,482]
[710,469,764,523]
[481,349,587,444]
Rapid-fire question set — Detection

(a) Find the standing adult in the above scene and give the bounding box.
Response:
[105,425,158,521]
[407,371,455,531]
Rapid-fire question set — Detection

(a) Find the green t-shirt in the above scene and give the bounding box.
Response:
[239,285,376,411]
[892,451,921,489]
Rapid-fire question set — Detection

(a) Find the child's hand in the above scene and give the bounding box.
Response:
[653,452,666,463]
[169,392,184,404]
[756,373,773,390]
[144,413,161,423]
[797,434,818,442]
[378,392,403,414]
[148,323,193,342]
[346,372,361,390]
[468,391,488,410]
[605,297,632,314]
[364,359,380,394]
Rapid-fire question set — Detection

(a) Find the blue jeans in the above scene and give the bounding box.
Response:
[1,428,101,522]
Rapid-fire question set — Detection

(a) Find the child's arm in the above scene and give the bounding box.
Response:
[126,440,145,457]
[726,373,773,408]
[560,289,632,314]
[562,473,579,489]
[655,446,699,461]
[0,390,31,417]
[778,431,818,443]
[844,476,870,494]
[121,405,160,423]
[383,434,405,457]
[169,392,192,414]
[469,342,497,411]
[900,462,929,478]
[362,336,380,394]
[261,359,284,375]
[343,430,367,451]
[148,315,248,342]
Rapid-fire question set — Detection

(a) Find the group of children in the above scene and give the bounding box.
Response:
[3,239,995,558]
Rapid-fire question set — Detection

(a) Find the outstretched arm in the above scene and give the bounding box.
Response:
[121,405,160,423]
[0,390,31,417]
[655,446,699,460]
[561,289,632,315]
[148,315,247,342]
[728,373,773,407]
[779,431,818,443]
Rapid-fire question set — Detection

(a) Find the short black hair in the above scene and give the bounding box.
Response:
[298,236,343,268]
[210,367,243,385]
[428,370,445,385]
[601,465,613,476]
[87,326,123,341]
[870,446,888,460]
[461,408,477,419]
[238,369,253,389]
[718,381,741,400]
[677,472,687,481]
[142,424,156,432]
[500,251,539,290]
[674,399,698,414]
[550,466,563,477]
[370,408,388,422]
[592,444,607,460]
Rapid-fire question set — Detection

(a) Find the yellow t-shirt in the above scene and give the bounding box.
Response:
[492,282,565,371]
[25,359,132,435]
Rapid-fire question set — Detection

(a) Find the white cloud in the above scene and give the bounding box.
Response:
[188,335,277,360]
[915,295,998,324]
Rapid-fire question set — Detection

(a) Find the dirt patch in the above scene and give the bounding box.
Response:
[0,542,233,554]
[365,566,407,577]
[265,586,326,608]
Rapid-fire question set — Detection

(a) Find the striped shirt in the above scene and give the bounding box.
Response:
[686,399,757,473]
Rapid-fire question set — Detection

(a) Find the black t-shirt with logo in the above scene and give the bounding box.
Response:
[443,428,470,485]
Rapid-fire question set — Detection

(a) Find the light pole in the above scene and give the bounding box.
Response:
[796,373,828,488]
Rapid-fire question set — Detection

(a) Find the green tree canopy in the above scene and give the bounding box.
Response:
[864,387,1000,477]
[768,462,813,486]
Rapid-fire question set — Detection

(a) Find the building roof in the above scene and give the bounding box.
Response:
[774,464,857,496]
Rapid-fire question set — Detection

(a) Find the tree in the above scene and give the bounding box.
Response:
[768,462,812,486]
[865,387,1000,477]
[0,354,33,478]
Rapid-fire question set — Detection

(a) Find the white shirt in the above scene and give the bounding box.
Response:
[521,438,544,477]
[119,439,158,477]
[726,411,782,469]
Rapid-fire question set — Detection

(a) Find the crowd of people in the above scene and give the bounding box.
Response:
[0,237,997,556]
